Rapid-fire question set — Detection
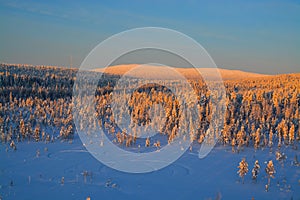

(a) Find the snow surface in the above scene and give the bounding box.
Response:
[0,136,299,200]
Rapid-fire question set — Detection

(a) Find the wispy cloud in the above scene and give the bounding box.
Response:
[0,0,238,42]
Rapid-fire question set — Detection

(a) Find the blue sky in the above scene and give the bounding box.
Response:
[0,0,299,74]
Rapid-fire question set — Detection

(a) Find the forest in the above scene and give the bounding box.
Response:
[0,63,299,152]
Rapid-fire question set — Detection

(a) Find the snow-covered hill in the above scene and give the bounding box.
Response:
[93,64,269,80]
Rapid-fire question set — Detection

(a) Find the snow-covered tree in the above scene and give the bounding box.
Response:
[251,160,260,181]
[289,123,295,144]
[268,129,273,147]
[153,140,161,149]
[265,160,275,191]
[254,128,261,149]
[237,158,248,183]
[10,140,16,150]
[145,137,150,147]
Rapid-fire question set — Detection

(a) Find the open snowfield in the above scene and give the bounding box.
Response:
[1,136,299,200]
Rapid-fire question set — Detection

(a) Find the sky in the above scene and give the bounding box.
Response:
[0,0,299,74]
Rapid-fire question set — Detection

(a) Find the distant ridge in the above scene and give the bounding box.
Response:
[93,64,269,80]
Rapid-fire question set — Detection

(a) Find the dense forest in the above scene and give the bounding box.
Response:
[0,63,299,152]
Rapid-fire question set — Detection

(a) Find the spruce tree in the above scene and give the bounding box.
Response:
[237,158,248,184]
[251,160,260,181]
[265,160,275,191]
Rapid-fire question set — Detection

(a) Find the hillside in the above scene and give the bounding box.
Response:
[93,64,269,80]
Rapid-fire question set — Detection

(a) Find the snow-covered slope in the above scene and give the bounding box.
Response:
[92,64,269,80]
[1,137,299,200]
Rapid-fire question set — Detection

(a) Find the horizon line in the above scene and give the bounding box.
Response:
[1,62,299,76]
